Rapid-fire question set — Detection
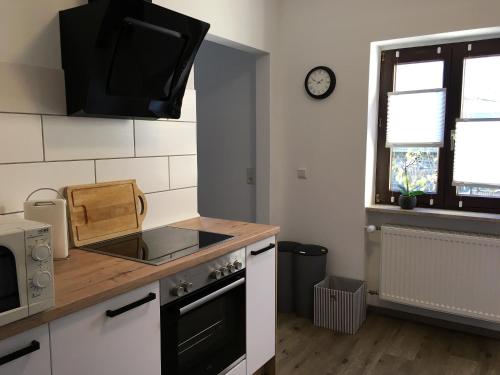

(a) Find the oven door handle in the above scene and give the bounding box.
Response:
[180,277,245,316]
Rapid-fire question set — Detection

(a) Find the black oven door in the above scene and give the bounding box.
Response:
[0,246,20,314]
[161,271,246,375]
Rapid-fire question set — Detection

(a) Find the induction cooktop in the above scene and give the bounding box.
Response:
[80,226,233,265]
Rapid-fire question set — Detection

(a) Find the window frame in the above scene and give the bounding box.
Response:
[375,38,500,213]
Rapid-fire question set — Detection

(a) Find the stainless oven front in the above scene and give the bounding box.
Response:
[160,249,246,375]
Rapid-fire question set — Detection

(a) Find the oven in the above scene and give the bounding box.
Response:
[160,250,246,375]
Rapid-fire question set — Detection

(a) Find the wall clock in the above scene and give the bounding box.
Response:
[305,66,336,99]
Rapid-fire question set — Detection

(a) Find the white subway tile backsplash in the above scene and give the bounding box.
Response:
[170,155,197,189]
[0,113,43,163]
[0,161,95,214]
[96,157,170,193]
[43,116,134,161]
[134,120,197,157]
[0,212,24,223]
[0,84,198,223]
[142,188,198,230]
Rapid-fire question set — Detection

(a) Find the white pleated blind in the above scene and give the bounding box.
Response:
[453,119,500,186]
[386,88,446,147]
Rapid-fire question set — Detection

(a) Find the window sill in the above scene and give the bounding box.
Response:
[366,204,500,223]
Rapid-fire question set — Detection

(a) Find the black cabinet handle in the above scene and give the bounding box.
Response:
[106,292,156,318]
[0,340,40,366]
[250,243,275,256]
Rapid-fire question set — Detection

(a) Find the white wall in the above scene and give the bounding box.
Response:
[0,0,279,230]
[155,0,278,225]
[0,0,198,229]
[153,0,277,53]
[195,41,257,222]
[271,0,500,282]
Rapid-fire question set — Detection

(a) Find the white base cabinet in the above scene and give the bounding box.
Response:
[0,324,51,375]
[50,282,161,375]
[0,236,278,375]
[246,237,276,375]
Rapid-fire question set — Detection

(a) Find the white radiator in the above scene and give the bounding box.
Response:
[380,225,500,323]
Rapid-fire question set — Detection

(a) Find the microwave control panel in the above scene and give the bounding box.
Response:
[25,226,55,314]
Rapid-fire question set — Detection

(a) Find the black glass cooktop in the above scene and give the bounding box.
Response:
[80,226,233,265]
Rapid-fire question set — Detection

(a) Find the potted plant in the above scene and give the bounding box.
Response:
[397,156,425,210]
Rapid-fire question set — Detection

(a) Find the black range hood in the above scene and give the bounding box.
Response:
[59,0,209,119]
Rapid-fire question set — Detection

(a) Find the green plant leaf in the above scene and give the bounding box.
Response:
[397,183,409,195]
[410,190,425,196]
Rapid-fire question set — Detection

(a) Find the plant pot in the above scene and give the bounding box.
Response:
[399,195,417,210]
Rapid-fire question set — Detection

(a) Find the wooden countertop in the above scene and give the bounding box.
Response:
[0,217,280,340]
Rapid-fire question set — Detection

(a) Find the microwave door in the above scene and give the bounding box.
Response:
[0,246,20,314]
[0,230,29,327]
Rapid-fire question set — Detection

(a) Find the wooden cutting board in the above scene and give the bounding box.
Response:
[65,180,147,246]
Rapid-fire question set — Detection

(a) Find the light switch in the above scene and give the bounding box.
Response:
[247,168,256,185]
[297,168,307,179]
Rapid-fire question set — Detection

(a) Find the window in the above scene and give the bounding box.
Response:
[375,39,500,213]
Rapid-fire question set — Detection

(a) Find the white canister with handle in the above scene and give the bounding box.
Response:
[24,188,69,259]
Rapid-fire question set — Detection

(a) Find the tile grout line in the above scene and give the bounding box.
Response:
[40,115,46,161]
[0,210,24,216]
[0,110,196,124]
[0,186,198,216]
[145,186,197,195]
[0,154,198,166]
[168,156,171,190]
[133,119,137,157]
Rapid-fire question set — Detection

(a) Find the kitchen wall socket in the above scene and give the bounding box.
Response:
[297,168,307,179]
[246,168,256,185]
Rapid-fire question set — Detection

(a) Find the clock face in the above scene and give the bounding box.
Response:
[305,66,336,99]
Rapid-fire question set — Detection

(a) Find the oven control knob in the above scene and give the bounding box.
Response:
[31,244,51,262]
[211,269,222,280]
[171,285,186,297]
[233,260,243,270]
[220,267,229,276]
[32,271,52,289]
[226,263,235,273]
[181,282,193,293]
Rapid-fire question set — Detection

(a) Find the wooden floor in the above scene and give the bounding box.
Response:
[276,313,500,375]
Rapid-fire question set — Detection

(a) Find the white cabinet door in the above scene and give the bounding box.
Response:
[0,324,51,375]
[50,282,161,375]
[246,237,276,375]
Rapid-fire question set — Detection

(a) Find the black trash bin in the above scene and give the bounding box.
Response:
[277,241,301,313]
[293,244,328,319]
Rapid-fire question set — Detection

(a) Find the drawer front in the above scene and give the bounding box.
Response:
[246,236,276,375]
[50,282,161,375]
[0,324,51,375]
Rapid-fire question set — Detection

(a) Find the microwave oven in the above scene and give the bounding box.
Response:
[0,219,55,327]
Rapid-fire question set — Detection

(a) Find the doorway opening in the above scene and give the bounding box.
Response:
[195,40,265,223]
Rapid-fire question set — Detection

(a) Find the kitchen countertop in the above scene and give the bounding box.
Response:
[0,217,280,341]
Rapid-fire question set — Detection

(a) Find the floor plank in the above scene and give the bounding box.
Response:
[277,313,500,375]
